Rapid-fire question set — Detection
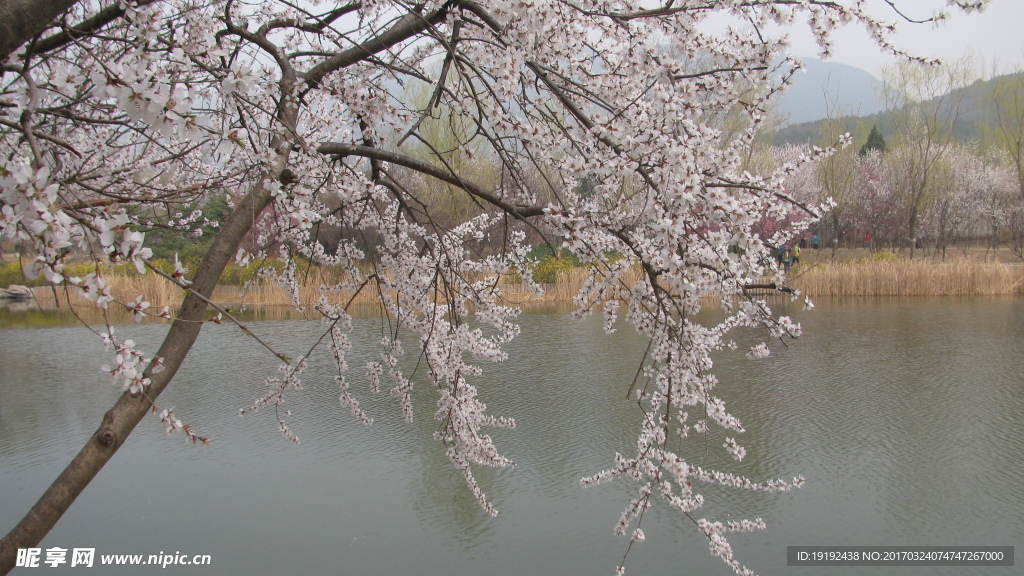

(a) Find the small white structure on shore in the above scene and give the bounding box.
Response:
[0,285,32,300]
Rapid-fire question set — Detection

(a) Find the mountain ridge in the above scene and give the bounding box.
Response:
[774,57,886,125]
[771,71,1022,148]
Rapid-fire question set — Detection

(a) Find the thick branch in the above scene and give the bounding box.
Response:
[303,2,453,87]
[0,0,79,59]
[31,0,161,55]
[318,142,546,220]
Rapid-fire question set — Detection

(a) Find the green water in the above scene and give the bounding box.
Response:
[1,298,1021,575]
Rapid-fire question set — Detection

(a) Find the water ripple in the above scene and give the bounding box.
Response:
[1,298,1022,575]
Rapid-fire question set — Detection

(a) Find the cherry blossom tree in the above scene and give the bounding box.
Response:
[849,149,904,249]
[0,1,990,574]
[925,144,989,259]
[986,69,1024,257]
[757,143,818,247]
[972,148,1022,258]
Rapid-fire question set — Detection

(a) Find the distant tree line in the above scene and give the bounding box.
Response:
[756,59,1024,260]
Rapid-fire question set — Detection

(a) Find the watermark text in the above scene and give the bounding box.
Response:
[16,548,212,569]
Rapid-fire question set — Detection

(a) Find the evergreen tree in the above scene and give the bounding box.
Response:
[859,124,888,155]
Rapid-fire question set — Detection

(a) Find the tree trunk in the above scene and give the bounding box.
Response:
[0,0,79,59]
[0,164,284,575]
[908,209,918,260]
[829,214,840,260]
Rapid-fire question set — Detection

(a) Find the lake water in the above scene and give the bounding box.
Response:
[1,297,1021,575]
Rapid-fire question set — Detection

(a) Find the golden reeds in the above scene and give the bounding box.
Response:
[29,265,628,310]
[787,258,1024,297]
[27,257,1023,313]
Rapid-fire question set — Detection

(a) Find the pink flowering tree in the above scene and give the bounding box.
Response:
[758,144,819,249]
[0,1,989,574]
[848,150,905,249]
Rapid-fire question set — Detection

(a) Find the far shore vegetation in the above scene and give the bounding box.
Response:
[3,242,1021,315]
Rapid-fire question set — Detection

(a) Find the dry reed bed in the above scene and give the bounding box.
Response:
[788,259,1024,297]
[30,259,1023,312]
[32,266,615,310]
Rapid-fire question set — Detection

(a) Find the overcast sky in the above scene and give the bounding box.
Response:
[780,0,1024,79]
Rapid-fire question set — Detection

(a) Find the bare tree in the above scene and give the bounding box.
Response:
[813,103,860,257]
[883,57,975,258]
[991,69,1024,201]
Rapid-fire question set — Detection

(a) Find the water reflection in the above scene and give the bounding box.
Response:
[0,297,1022,576]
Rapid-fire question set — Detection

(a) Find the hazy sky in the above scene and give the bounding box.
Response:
[782,0,1024,79]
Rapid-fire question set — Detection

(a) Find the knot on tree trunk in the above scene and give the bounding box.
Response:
[95,411,119,448]
[95,428,118,447]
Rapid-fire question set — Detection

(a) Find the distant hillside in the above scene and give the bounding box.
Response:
[774,57,886,125]
[772,72,1022,148]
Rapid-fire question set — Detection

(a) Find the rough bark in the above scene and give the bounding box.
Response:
[0,0,80,60]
